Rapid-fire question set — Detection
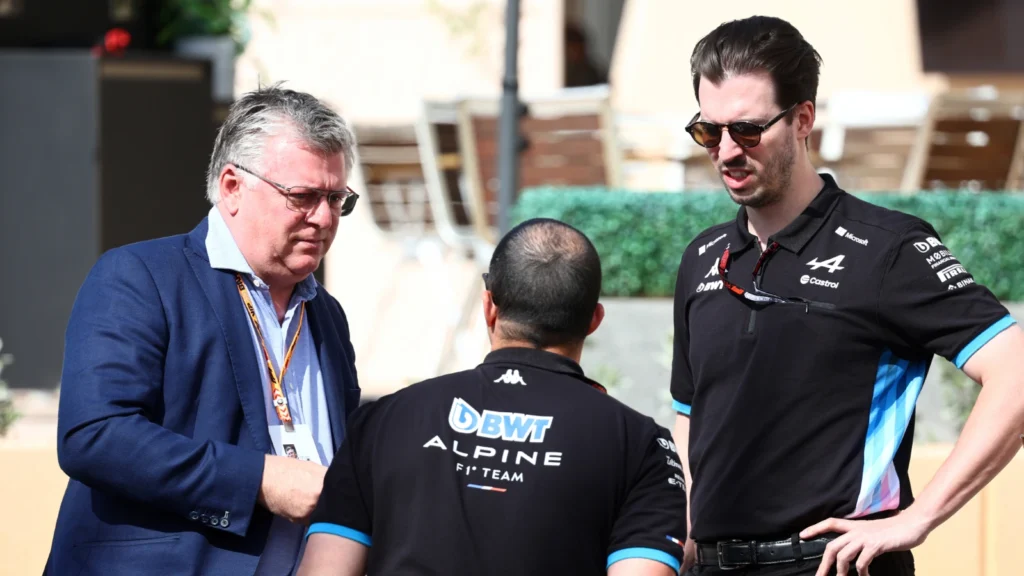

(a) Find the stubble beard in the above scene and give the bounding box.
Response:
[724,135,795,210]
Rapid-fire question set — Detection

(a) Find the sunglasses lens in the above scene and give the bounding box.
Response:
[729,123,763,148]
[690,123,721,148]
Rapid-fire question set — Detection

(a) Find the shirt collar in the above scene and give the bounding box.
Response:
[205,206,319,302]
[733,172,844,254]
[481,347,607,393]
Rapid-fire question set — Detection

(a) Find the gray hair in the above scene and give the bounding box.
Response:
[205,82,357,203]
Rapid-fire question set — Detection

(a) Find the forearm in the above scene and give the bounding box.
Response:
[671,414,692,534]
[58,412,265,536]
[910,372,1024,530]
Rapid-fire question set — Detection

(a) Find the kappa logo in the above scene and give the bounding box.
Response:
[704,262,718,279]
[806,254,846,273]
[494,369,526,385]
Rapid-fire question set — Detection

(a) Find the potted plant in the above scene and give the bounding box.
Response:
[0,338,20,438]
[157,0,268,102]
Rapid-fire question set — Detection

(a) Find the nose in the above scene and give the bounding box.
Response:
[306,195,334,228]
[715,130,745,164]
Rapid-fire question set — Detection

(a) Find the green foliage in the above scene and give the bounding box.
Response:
[512,187,1024,300]
[157,0,272,54]
[0,338,20,438]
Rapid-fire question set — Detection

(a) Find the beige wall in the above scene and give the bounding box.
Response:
[237,0,564,126]
[611,0,949,116]
[4,444,1022,575]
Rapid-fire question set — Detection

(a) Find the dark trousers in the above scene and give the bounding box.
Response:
[685,550,915,575]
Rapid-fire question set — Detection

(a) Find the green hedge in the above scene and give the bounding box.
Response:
[511,188,1024,301]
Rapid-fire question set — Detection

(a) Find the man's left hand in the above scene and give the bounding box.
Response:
[800,509,932,576]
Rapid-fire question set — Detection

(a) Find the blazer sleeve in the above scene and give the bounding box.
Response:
[56,248,265,537]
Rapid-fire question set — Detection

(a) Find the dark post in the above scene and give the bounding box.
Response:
[497,0,521,237]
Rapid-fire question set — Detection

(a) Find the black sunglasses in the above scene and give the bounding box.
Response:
[717,242,834,312]
[686,103,798,149]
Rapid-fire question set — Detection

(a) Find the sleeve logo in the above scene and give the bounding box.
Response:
[914,236,942,253]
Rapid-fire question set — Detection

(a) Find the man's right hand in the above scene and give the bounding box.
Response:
[258,455,328,524]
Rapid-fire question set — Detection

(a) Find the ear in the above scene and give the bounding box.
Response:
[586,302,604,336]
[219,164,244,215]
[482,290,499,331]
[794,100,816,142]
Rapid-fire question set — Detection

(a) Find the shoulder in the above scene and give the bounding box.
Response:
[87,234,191,285]
[831,191,938,247]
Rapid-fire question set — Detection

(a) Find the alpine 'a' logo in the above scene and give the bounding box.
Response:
[806,255,845,273]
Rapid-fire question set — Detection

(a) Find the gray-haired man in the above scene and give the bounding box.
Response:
[46,83,362,576]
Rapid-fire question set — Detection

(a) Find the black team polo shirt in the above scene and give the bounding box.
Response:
[309,347,688,575]
[670,173,1017,543]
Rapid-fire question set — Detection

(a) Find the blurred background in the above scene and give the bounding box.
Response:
[2,0,1024,574]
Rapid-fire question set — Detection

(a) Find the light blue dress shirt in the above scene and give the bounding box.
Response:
[205,206,334,575]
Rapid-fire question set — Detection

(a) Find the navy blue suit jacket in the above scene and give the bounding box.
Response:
[45,218,361,575]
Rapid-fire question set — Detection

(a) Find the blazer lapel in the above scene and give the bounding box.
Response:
[307,295,348,449]
[183,221,271,452]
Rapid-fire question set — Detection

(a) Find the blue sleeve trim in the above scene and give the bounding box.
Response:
[607,547,681,572]
[672,400,691,416]
[954,315,1017,368]
[306,522,372,547]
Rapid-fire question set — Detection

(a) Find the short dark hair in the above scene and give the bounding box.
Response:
[690,16,823,111]
[486,218,602,348]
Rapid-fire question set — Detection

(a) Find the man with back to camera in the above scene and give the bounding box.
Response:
[295,218,688,576]
[668,15,1024,576]
[46,83,363,575]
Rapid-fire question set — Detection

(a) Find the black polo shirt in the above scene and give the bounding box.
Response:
[670,174,1017,543]
[309,347,688,575]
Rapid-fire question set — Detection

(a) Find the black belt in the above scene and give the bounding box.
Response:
[696,536,834,570]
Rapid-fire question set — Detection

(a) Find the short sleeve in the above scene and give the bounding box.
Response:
[878,222,1017,369]
[670,252,694,415]
[306,405,375,547]
[607,425,688,572]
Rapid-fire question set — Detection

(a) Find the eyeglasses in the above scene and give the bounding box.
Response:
[717,242,835,312]
[685,103,798,149]
[234,164,359,217]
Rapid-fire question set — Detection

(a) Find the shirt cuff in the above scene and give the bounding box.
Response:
[672,400,691,416]
[306,522,372,547]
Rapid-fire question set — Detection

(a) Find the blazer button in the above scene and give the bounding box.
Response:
[189,511,199,521]
[201,514,209,523]
[208,516,220,526]
[220,517,230,528]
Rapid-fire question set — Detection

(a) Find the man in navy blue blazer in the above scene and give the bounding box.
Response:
[45,83,363,576]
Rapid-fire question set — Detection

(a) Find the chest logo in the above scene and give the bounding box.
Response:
[806,254,846,273]
[494,369,527,385]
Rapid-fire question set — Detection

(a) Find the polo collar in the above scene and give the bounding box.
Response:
[481,347,607,393]
[733,173,844,254]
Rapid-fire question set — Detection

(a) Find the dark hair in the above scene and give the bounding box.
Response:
[690,16,823,111]
[486,218,602,348]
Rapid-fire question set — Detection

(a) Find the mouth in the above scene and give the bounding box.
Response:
[722,168,753,190]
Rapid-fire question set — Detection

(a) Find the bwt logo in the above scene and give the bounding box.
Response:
[914,236,943,253]
[448,398,553,443]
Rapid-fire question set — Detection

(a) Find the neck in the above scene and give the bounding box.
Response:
[268,284,296,323]
[489,338,584,365]
[746,164,824,249]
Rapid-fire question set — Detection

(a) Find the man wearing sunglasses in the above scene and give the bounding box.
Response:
[46,83,363,576]
[297,218,687,576]
[669,15,1024,576]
